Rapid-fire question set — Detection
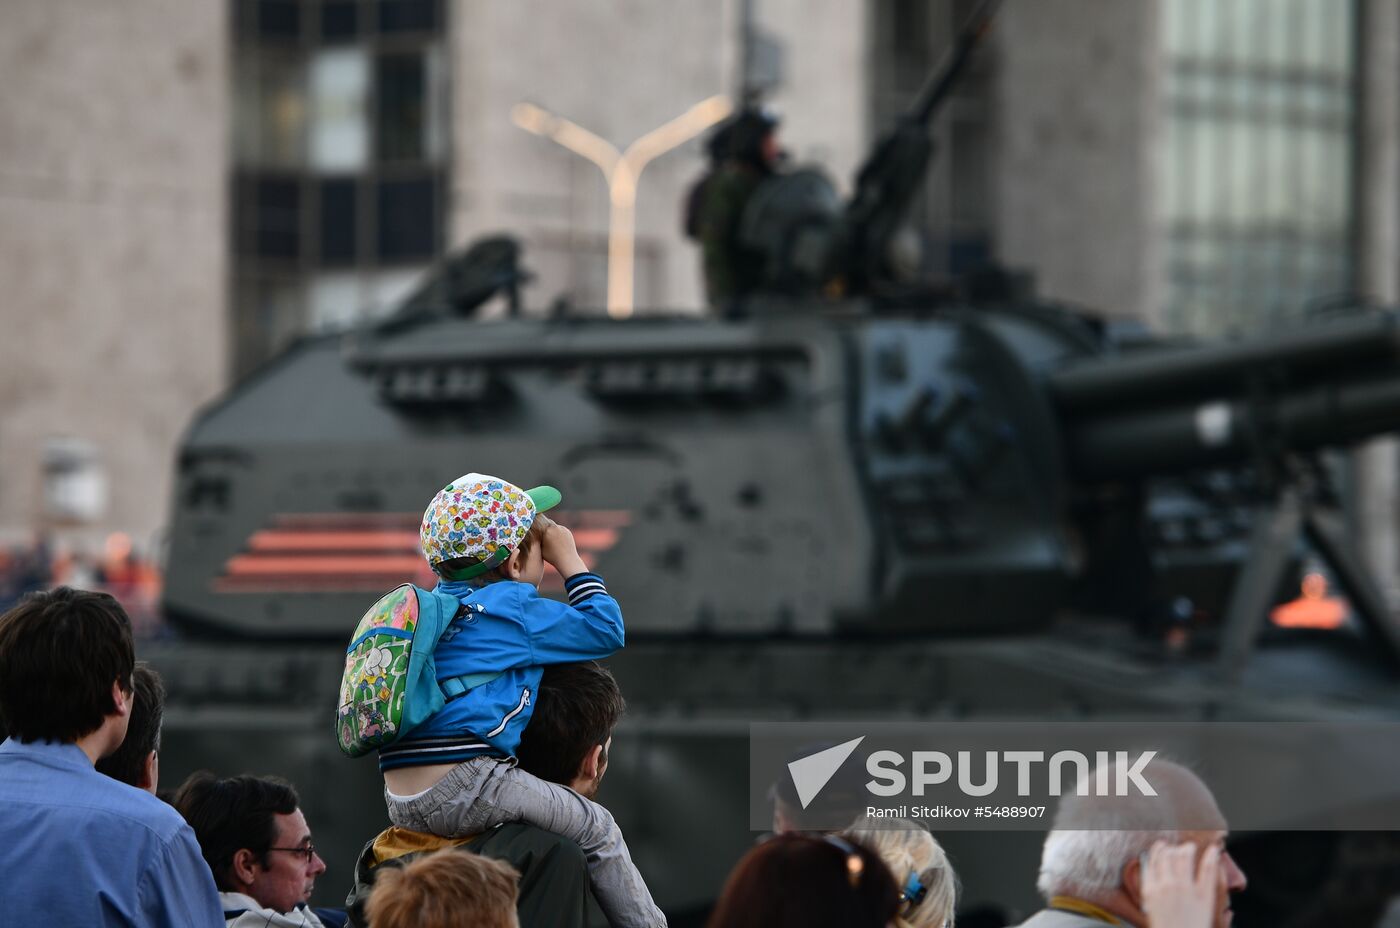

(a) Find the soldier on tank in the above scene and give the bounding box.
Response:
[686,107,782,313]
[682,119,732,242]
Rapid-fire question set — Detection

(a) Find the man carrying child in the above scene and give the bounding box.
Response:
[374,473,664,927]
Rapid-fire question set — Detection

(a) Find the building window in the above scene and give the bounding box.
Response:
[1161,0,1357,336]
[42,439,107,525]
[310,47,370,171]
[230,0,448,376]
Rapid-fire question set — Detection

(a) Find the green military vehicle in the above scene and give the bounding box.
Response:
[151,5,1400,923]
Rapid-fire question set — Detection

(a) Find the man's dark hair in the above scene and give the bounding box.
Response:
[515,661,624,785]
[0,586,134,743]
[96,663,165,786]
[172,772,300,889]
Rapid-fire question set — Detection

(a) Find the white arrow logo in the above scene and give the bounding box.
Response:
[787,736,866,809]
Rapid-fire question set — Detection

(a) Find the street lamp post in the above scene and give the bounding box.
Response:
[512,96,732,318]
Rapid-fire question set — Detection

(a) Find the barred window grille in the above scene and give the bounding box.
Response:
[230,0,448,376]
[1161,0,1357,336]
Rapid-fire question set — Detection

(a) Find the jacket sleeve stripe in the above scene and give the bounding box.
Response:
[564,573,609,604]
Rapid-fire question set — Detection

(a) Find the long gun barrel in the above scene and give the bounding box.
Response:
[1049,312,1400,481]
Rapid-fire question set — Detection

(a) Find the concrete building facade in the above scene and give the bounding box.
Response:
[0,0,1391,573]
[0,0,227,554]
[991,0,1165,323]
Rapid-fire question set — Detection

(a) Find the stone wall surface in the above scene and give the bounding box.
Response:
[992,0,1162,321]
[0,0,227,551]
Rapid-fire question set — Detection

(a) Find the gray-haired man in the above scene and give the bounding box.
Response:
[1010,760,1247,928]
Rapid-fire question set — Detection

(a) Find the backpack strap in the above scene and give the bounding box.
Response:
[441,671,505,700]
[437,600,506,700]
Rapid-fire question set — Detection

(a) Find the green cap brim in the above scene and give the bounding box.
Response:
[526,485,562,513]
[438,547,508,581]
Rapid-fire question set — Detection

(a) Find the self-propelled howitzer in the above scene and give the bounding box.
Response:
[148,4,1400,916]
[163,298,1400,640]
[153,283,1400,919]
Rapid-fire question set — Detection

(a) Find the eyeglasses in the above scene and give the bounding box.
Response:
[823,835,865,888]
[266,844,317,864]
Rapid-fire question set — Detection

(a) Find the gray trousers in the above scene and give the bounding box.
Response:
[385,756,666,928]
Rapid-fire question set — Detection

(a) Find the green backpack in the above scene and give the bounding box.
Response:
[336,583,501,758]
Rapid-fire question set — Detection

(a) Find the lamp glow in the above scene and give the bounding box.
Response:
[512,96,732,318]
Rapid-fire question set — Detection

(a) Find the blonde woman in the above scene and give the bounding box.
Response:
[844,817,958,928]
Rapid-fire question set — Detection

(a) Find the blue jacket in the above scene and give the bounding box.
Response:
[0,738,224,926]
[379,572,623,769]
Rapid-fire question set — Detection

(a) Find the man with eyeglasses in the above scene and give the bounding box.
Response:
[0,587,223,927]
[174,771,338,928]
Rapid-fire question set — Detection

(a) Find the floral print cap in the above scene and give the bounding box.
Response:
[420,473,562,578]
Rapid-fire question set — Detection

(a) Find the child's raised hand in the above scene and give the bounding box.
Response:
[535,515,587,577]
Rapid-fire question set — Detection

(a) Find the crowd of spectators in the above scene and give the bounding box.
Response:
[0,531,162,633]
[0,583,1249,928]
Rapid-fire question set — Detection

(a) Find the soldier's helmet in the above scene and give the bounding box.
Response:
[720,107,780,167]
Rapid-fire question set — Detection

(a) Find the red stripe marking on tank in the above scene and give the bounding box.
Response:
[213,576,419,593]
[271,513,421,529]
[563,511,633,528]
[569,529,619,550]
[224,555,426,575]
[247,530,421,552]
[211,510,630,594]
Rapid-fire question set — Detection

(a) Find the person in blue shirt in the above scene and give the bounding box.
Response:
[381,473,664,928]
[0,586,224,927]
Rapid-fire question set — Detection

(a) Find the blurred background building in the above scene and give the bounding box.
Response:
[0,0,1394,605]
